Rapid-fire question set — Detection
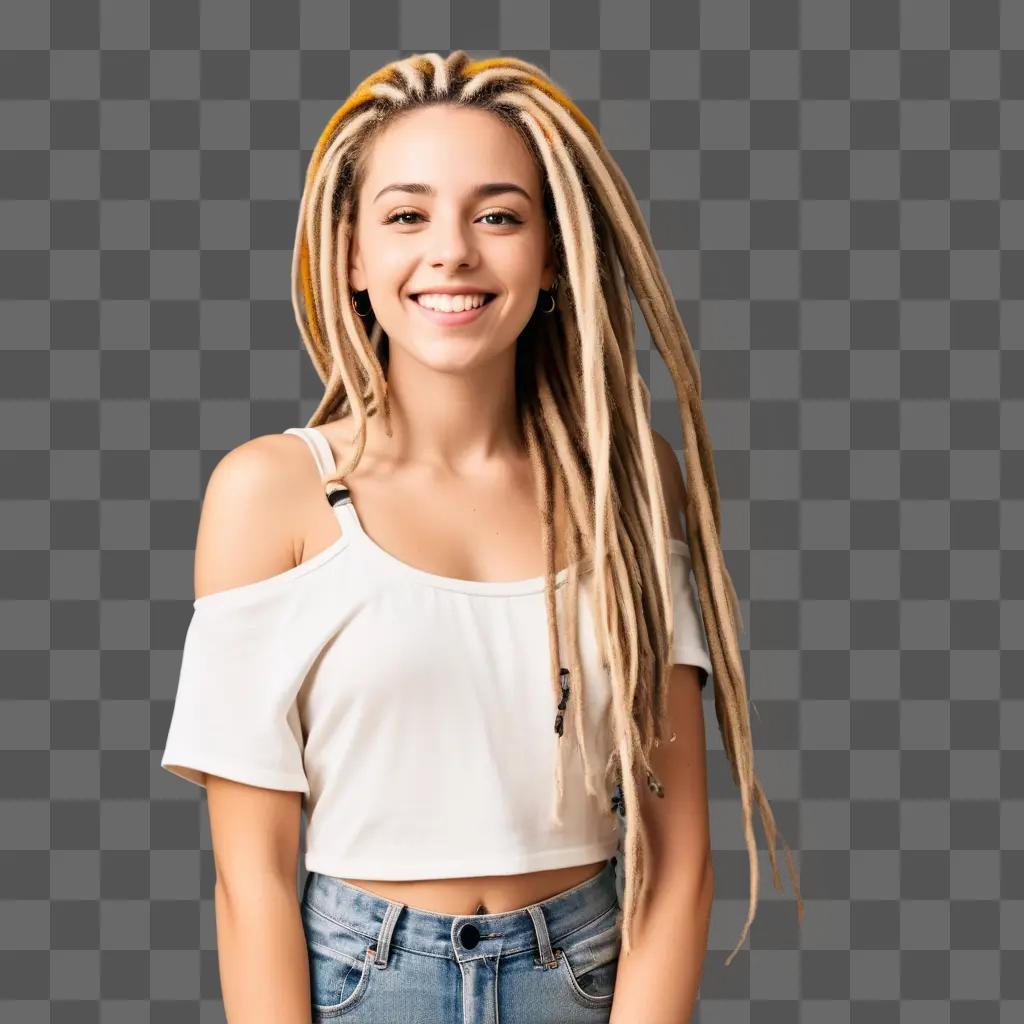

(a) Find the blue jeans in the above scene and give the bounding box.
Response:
[300,856,622,1023]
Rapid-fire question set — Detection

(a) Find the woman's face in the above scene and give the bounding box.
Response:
[348,104,557,373]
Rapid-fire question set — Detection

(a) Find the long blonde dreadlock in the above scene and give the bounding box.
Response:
[290,50,803,965]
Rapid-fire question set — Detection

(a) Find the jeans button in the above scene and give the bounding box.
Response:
[459,923,480,948]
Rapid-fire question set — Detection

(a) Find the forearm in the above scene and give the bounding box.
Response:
[215,877,311,1023]
[609,869,713,1024]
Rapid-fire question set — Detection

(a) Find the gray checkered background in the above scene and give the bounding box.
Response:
[1,0,1020,1020]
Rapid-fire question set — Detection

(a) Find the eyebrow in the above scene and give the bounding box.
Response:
[372,181,533,204]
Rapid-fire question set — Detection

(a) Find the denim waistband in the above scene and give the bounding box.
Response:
[301,857,619,966]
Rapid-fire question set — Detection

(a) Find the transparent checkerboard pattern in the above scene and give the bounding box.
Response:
[1,0,1021,1020]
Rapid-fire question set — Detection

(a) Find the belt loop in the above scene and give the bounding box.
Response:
[371,900,404,970]
[526,904,558,968]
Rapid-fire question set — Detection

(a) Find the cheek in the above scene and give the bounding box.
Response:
[353,223,398,269]
[502,232,548,278]
[366,241,406,280]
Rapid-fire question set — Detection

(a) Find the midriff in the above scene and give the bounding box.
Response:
[332,859,610,915]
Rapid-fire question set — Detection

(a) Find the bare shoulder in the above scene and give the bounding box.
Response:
[193,434,311,601]
[650,428,688,543]
[192,435,309,885]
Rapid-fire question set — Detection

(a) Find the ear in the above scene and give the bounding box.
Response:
[348,232,367,293]
[541,223,559,292]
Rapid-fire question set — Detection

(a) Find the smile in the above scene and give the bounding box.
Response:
[408,293,497,326]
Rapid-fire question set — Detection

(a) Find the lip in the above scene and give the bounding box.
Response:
[410,286,494,295]
[408,293,497,327]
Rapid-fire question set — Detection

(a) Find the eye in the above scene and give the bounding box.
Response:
[382,208,524,227]
[383,208,422,225]
[479,210,524,226]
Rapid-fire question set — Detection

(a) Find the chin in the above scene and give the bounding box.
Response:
[404,336,514,373]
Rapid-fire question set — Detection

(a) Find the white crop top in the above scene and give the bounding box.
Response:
[160,426,713,879]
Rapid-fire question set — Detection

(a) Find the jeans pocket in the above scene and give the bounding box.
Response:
[302,899,377,1018]
[554,906,621,1008]
[307,941,376,1018]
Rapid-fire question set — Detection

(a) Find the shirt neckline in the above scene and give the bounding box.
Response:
[303,425,691,597]
[334,497,594,597]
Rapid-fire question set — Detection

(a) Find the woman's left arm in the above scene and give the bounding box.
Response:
[608,662,713,1024]
[608,430,715,1023]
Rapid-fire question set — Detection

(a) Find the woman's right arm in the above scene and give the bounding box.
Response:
[208,779,311,1022]
[194,437,316,1022]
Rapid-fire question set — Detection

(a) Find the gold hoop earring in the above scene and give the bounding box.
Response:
[351,290,372,318]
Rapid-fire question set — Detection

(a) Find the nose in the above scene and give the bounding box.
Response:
[427,211,478,271]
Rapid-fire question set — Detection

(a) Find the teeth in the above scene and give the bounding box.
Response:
[415,293,490,312]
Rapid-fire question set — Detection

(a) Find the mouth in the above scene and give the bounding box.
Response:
[407,292,498,326]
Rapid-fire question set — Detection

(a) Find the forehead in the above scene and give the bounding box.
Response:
[361,106,542,199]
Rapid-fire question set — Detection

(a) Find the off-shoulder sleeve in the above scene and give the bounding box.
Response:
[668,539,713,689]
[160,584,313,794]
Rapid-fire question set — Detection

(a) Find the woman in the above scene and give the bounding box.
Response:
[161,50,802,1022]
